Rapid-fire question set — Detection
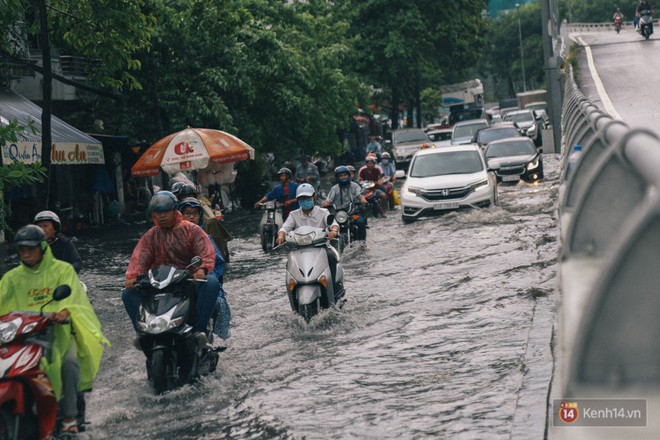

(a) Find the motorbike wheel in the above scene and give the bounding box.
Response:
[261,226,274,253]
[150,349,174,394]
[300,300,319,323]
[0,410,38,440]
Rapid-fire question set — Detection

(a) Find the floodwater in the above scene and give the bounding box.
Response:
[78,156,561,439]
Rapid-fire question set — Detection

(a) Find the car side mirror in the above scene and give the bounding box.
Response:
[537,147,544,153]
[394,170,406,179]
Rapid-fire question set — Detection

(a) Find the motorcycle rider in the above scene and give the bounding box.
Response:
[34,210,82,273]
[122,191,219,344]
[637,1,654,33]
[322,166,368,240]
[254,167,299,221]
[178,198,231,345]
[276,184,344,299]
[366,135,383,160]
[0,225,108,435]
[358,154,389,217]
[378,152,397,210]
[294,155,320,190]
[613,7,624,21]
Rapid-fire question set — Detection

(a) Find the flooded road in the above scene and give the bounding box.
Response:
[78,156,560,439]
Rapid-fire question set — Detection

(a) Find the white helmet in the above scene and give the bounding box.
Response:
[34,210,61,231]
[296,183,315,198]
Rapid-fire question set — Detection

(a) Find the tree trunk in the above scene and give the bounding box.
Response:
[415,74,422,128]
[407,98,414,127]
[36,0,52,208]
[390,85,400,130]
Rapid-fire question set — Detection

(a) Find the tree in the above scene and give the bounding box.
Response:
[351,0,488,129]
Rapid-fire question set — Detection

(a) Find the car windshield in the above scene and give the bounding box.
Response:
[486,141,536,158]
[454,123,487,139]
[428,131,452,142]
[478,128,519,144]
[410,151,484,177]
[394,130,429,144]
[505,112,534,124]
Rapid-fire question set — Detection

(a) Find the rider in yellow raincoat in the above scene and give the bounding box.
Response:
[0,225,108,434]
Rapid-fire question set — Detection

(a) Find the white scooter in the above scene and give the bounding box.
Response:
[280,225,345,322]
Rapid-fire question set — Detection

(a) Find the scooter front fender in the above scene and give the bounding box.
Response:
[297,284,322,306]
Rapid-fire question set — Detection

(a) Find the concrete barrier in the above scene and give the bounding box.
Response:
[555,64,660,438]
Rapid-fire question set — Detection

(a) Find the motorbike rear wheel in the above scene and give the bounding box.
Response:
[0,409,38,440]
[150,349,175,394]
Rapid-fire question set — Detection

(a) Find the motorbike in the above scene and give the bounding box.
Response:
[639,9,654,39]
[280,225,345,323]
[0,285,73,440]
[134,257,219,394]
[614,17,622,33]
[328,202,363,254]
[360,175,391,218]
[258,201,283,253]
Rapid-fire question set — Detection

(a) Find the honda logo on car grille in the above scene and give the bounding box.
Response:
[441,189,450,196]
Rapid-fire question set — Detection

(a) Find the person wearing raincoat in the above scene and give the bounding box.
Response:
[0,225,108,435]
[178,197,231,347]
[122,191,218,341]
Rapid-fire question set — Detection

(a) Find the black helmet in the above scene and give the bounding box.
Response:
[14,225,46,247]
[170,181,185,195]
[34,210,61,231]
[277,167,292,179]
[178,183,198,198]
[149,191,178,213]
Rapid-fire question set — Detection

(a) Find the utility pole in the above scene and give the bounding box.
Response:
[540,0,563,154]
[516,4,527,92]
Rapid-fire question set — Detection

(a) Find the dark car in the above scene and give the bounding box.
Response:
[484,137,544,183]
[472,126,522,149]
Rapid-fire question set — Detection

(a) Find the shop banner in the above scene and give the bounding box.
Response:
[1,141,105,165]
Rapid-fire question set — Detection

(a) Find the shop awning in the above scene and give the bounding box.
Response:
[0,89,104,165]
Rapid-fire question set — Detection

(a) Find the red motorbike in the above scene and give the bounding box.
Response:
[0,285,71,440]
[615,17,622,33]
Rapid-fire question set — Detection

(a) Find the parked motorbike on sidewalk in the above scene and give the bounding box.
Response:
[0,285,74,440]
[614,17,622,33]
[134,257,219,394]
[639,9,654,39]
[258,201,283,253]
[279,225,345,322]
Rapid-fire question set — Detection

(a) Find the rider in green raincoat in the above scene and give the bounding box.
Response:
[0,225,108,434]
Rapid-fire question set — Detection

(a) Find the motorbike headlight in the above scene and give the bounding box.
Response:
[336,211,349,224]
[294,231,316,246]
[147,317,168,334]
[527,158,540,170]
[0,318,21,344]
[138,306,183,335]
[265,201,276,209]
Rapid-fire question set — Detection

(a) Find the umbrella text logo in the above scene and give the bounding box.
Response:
[174,142,194,155]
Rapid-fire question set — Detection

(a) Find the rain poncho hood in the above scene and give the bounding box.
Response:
[0,242,109,397]
[126,210,216,279]
[178,201,225,279]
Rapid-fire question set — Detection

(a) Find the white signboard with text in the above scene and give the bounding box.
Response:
[1,141,105,165]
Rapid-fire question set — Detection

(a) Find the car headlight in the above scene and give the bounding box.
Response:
[527,158,540,170]
[336,211,349,224]
[294,231,316,246]
[0,318,21,344]
[404,186,421,196]
[472,179,490,191]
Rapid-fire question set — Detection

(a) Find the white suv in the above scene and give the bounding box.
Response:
[400,145,498,222]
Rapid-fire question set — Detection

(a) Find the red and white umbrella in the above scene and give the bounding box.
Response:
[131,128,255,176]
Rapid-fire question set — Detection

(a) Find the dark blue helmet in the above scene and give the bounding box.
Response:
[149,191,178,213]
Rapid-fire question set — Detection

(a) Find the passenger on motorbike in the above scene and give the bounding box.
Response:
[34,210,82,273]
[613,7,624,20]
[178,198,231,344]
[254,167,299,221]
[0,225,108,435]
[172,182,232,261]
[366,135,383,159]
[347,165,357,182]
[122,191,219,344]
[358,154,389,216]
[276,184,344,299]
[378,152,397,209]
[322,166,368,240]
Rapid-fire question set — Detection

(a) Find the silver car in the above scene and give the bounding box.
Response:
[388,128,433,169]
[400,144,498,222]
[451,119,489,145]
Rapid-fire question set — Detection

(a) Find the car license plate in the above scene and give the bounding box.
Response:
[434,202,459,210]
[502,174,520,182]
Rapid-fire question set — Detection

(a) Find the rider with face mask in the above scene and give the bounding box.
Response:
[322,166,368,240]
[277,184,344,300]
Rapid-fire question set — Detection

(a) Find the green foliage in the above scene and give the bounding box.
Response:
[420,87,442,125]
[482,2,545,99]
[567,0,636,23]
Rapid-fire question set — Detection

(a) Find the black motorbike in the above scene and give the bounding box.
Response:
[134,257,219,394]
[329,202,363,254]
